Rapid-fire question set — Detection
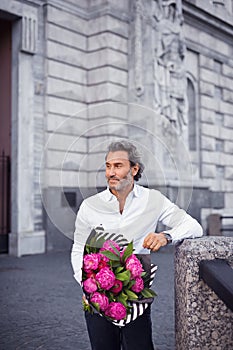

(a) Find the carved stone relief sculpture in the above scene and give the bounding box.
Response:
[153,0,188,134]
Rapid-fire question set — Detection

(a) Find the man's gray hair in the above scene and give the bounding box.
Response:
[105,140,145,181]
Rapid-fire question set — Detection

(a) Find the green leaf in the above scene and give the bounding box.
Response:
[128,280,135,289]
[141,288,157,298]
[91,302,100,312]
[95,237,106,249]
[122,241,134,262]
[108,242,120,256]
[115,270,131,282]
[125,289,138,300]
[110,261,121,268]
[114,266,124,274]
[101,250,120,261]
[116,291,128,307]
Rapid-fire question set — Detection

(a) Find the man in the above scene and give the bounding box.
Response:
[71,140,203,350]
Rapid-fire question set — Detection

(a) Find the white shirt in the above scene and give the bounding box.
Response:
[71,184,203,285]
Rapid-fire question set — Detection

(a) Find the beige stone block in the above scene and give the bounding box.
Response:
[47,77,86,101]
[86,152,106,171]
[222,63,233,78]
[222,89,233,103]
[202,151,220,164]
[88,66,128,86]
[219,126,233,141]
[199,55,214,70]
[46,5,87,34]
[88,170,106,188]
[200,81,214,97]
[87,101,128,119]
[88,32,127,53]
[87,15,128,37]
[224,180,233,191]
[200,68,217,85]
[48,61,86,85]
[219,75,233,90]
[201,164,216,178]
[47,41,86,68]
[199,32,228,54]
[47,114,88,135]
[224,115,233,128]
[201,123,220,138]
[219,153,233,166]
[200,109,215,124]
[90,0,130,11]
[225,166,233,180]
[45,168,88,187]
[46,149,87,170]
[225,192,233,207]
[46,131,87,153]
[87,82,127,103]
[88,135,126,153]
[46,23,86,50]
[200,95,218,111]
[219,100,233,115]
[86,120,128,138]
[224,140,233,153]
[86,48,127,70]
[47,96,86,116]
[201,135,215,151]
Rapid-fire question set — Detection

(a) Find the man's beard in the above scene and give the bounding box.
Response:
[107,170,133,191]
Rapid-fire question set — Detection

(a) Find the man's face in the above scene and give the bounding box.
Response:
[105,151,137,192]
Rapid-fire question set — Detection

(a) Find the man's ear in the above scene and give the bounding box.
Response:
[131,163,140,177]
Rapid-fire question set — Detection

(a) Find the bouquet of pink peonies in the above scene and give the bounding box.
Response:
[82,228,157,325]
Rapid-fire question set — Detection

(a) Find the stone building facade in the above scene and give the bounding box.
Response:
[0,0,232,256]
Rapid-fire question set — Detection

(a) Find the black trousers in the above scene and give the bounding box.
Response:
[85,307,154,350]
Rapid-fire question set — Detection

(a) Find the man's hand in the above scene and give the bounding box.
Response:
[143,232,168,252]
[82,295,89,305]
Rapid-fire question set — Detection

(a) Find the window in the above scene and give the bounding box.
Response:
[187,78,197,151]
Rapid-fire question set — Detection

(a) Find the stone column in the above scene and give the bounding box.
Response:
[175,237,233,350]
[8,7,45,256]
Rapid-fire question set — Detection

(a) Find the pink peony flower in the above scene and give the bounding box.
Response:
[83,253,100,272]
[100,240,121,255]
[97,254,110,270]
[95,267,116,290]
[86,271,96,279]
[105,302,127,320]
[131,277,144,293]
[83,277,97,294]
[90,292,109,311]
[125,254,143,279]
[110,279,123,294]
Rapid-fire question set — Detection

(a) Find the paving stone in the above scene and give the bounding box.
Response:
[0,248,175,350]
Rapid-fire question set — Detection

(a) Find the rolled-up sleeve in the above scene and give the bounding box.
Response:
[158,194,203,243]
[71,202,92,286]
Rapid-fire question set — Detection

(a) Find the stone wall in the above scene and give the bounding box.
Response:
[183,0,233,232]
[1,0,233,254]
[175,237,233,350]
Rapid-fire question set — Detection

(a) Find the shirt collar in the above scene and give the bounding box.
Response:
[104,183,140,202]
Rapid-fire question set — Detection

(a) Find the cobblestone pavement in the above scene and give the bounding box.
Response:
[0,247,175,350]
